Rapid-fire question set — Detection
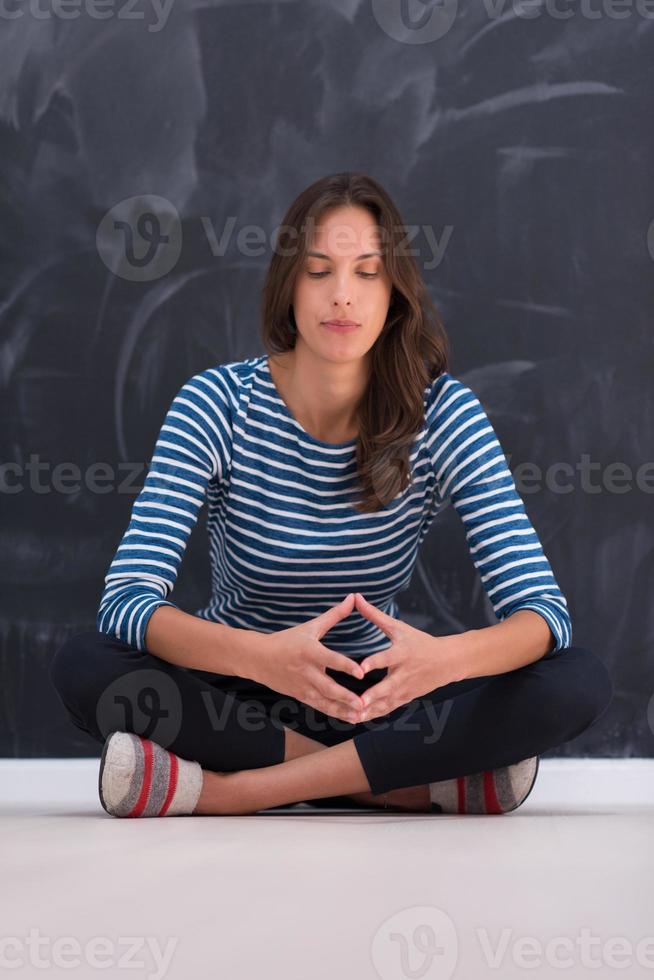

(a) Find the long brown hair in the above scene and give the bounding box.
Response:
[259,172,450,514]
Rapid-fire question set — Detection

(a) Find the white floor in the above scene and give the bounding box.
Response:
[1,759,653,980]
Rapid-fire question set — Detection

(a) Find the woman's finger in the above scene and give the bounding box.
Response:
[354,593,398,638]
[359,651,391,675]
[360,676,395,712]
[314,594,356,636]
[317,674,364,713]
[312,693,362,724]
[323,649,365,680]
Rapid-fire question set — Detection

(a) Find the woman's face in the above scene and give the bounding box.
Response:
[291,205,393,364]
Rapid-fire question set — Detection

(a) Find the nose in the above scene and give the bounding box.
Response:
[331,284,352,309]
[327,264,358,310]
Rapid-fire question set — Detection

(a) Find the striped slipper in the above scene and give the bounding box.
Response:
[429,756,539,814]
[99,731,204,818]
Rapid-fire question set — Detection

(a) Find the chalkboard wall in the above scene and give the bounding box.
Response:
[2,1,652,758]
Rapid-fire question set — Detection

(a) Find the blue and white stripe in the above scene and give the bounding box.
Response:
[97,354,572,657]
[425,374,572,653]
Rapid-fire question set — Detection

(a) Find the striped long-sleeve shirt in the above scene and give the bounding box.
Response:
[97,353,572,659]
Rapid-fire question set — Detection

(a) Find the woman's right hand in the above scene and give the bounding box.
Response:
[247,593,366,723]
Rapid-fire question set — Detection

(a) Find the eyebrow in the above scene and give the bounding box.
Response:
[306,250,382,261]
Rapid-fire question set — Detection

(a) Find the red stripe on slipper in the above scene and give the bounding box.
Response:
[483,770,503,814]
[129,737,153,818]
[457,776,466,813]
[159,751,179,816]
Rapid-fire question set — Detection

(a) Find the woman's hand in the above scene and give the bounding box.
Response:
[354,593,465,722]
[248,593,367,723]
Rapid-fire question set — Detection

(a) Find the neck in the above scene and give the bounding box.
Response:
[269,345,368,443]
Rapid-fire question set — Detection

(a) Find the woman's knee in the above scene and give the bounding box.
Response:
[557,645,614,728]
[50,629,149,741]
[50,631,98,700]
[49,629,128,712]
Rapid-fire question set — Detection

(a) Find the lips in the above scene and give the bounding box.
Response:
[322,320,360,332]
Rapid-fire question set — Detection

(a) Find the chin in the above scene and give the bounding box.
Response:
[319,344,362,362]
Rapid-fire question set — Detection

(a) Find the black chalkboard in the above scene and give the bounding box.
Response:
[1,3,652,758]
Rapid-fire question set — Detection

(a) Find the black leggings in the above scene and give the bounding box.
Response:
[49,630,613,798]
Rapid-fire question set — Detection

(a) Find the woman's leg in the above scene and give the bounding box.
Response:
[51,633,613,814]
[196,644,614,813]
[49,630,413,811]
[49,630,294,772]
[349,644,615,795]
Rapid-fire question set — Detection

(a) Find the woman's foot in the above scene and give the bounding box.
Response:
[98,732,255,817]
[428,756,540,814]
[99,731,203,818]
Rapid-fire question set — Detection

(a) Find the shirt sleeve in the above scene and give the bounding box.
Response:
[96,366,233,652]
[425,373,573,655]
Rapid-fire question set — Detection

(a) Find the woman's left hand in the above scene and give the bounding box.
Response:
[353,593,467,722]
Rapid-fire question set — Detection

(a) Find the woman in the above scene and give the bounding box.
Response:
[49,172,613,817]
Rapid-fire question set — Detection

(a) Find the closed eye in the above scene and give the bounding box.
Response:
[307,271,379,279]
